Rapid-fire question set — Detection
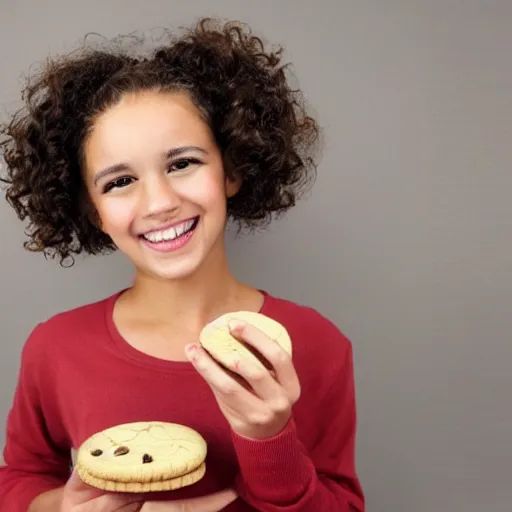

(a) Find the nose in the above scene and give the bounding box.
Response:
[140,174,180,218]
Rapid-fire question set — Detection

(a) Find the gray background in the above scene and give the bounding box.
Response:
[0,1,510,511]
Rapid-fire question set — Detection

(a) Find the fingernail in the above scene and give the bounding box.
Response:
[228,320,244,332]
[186,344,198,358]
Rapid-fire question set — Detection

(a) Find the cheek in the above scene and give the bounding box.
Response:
[173,171,227,211]
[96,198,138,233]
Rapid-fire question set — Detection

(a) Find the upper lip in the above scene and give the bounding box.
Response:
[139,216,198,236]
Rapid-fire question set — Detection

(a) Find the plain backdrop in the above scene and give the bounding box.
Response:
[0,1,510,511]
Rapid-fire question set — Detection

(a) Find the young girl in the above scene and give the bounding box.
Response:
[0,18,365,512]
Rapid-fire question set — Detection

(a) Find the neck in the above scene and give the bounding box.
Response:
[126,239,247,327]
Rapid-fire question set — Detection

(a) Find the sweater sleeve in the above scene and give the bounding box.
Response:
[231,342,365,512]
[0,324,71,512]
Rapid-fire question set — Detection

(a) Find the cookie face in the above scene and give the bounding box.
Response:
[199,311,292,371]
[76,421,207,493]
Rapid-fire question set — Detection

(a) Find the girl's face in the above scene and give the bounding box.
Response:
[83,90,240,281]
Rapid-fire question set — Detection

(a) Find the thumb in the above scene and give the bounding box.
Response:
[64,469,106,501]
[63,469,143,509]
[144,488,238,512]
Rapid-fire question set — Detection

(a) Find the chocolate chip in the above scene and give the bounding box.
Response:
[90,449,103,457]
[142,454,153,464]
[114,446,130,456]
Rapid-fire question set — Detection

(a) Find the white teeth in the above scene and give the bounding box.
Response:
[143,219,195,243]
[175,223,186,237]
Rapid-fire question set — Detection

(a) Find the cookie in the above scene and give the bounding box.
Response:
[76,421,207,493]
[199,311,292,371]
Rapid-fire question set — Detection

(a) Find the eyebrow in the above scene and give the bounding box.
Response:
[93,145,208,186]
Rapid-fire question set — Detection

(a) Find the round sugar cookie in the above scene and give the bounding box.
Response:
[76,421,207,493]
[199,311,292,371]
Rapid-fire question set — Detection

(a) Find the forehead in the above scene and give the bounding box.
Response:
[84,90,212,167]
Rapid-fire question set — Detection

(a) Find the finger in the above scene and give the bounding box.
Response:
[187,344,263,409]
[63,469,143,510]
[230,349,286,401]
[113,502,144,512]
[92,494,144,512]
[144,487,238,511]
[63,469,105,503]
[229,321,301,400]
[191,329,283,401]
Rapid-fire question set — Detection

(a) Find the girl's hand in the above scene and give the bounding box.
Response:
[60,470,143,511]
[142,488,238,511]
[186,320,301,440]
[60,469,238,512]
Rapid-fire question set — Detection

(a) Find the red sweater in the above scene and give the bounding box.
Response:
[0,290,365,511]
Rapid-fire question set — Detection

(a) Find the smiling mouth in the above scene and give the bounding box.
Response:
[140,216,199,243]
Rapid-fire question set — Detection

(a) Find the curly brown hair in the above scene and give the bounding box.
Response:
[0,18,320,265]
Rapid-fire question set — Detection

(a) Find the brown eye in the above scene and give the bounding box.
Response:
[174,160,190,170]
[103,176,133,193]
[168,158,201,173]
[90,449,103,456]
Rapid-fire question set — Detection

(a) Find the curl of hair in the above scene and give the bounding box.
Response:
[0,18,320,265]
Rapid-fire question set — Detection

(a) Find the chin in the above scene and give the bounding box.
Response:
[142,256,206,282]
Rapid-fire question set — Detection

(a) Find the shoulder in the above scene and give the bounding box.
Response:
[20,290,119,362]
[262,292,352,364]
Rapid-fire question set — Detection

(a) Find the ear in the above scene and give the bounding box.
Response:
[222,155,243,198]
[225,173,242,198]
[89,209,103,231]
[80,192,103,231]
